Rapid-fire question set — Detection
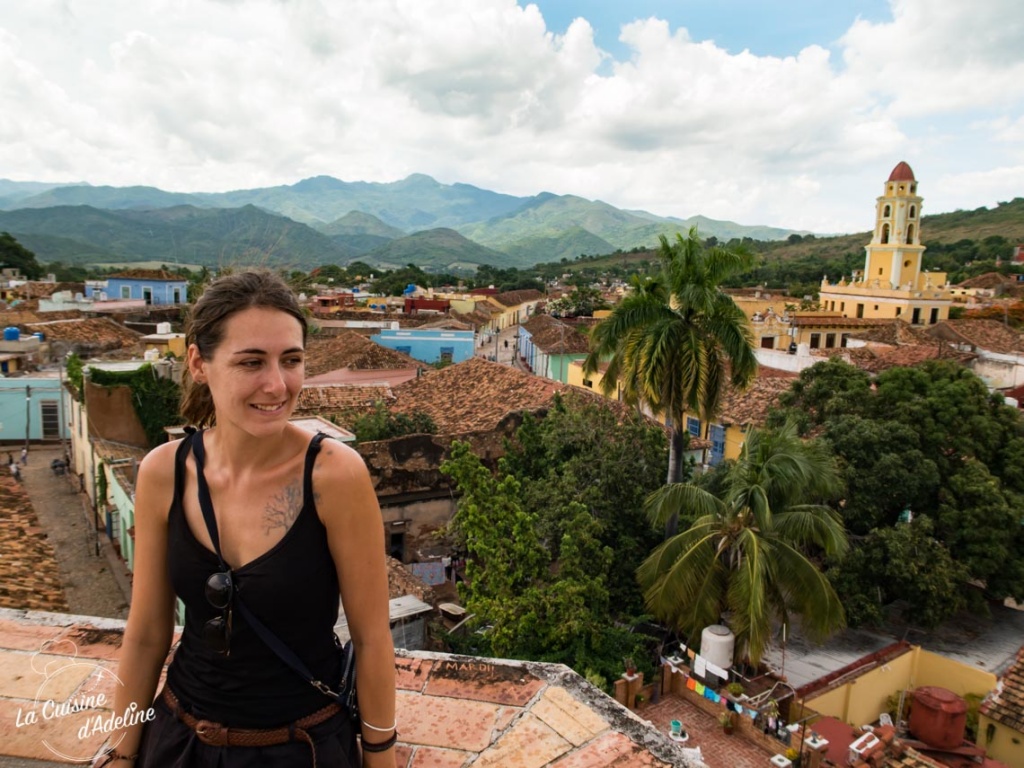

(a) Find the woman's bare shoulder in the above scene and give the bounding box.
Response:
[312,437,376,520]
[135,438,187,509]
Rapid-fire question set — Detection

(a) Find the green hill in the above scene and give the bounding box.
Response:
[318,210,406,238]
[362,228,507,271]
[9,184,207,210]
[459,194,798,258]
[198,174,525,231]
[496,226,615,265]
[0,204,356,269]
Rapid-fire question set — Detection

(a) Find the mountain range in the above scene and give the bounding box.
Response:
[0,175,801,271]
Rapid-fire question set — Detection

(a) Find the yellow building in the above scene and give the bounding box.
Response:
[819,162,951,326]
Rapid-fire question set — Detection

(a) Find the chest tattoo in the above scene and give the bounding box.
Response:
[263,480,303,535]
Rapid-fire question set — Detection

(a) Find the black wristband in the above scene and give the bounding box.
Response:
[361,730,398,753]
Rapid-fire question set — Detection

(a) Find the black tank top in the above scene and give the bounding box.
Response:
[165,432,342,727]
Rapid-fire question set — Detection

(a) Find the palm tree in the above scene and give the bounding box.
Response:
[638,421,848,665]
[583,227,757,493]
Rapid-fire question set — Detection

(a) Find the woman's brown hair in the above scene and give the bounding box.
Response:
[180,269,307,427]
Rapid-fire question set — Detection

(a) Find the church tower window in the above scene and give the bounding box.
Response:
[907,224,915,244]
[883,204,891,217]
[881,223,890,244]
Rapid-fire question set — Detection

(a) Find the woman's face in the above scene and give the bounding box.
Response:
[188,307,305,437]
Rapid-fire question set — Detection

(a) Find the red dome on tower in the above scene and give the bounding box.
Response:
[888,161,915,182]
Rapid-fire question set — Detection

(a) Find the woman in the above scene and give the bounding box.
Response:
[95,270,396,767]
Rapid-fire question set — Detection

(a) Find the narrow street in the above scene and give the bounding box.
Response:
[15,445,130,621]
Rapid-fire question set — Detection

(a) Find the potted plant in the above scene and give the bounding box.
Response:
[634,692,646,709]
[719,709,737,734]
[623,656,637,677]
[726,681,745,698]
[785,746,801,767]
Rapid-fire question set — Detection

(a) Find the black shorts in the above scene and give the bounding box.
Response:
[136,690,359,768]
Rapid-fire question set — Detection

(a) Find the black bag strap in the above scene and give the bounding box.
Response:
[191,431,354,705]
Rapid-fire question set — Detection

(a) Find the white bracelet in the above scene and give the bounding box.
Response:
[361,719,397,733]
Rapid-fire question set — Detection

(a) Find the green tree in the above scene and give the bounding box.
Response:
[440,442,651,684]
[639,421,848,664]
[583,227,757,504]
[547,285,609,317]
[440,442,547,656]
[822,415,940,534]
[350,402,436,442]
[770,358,873,433]
[501,394,667,613]
[0,232,43,279]
[829,517,969,628]
[936,459,1024,599]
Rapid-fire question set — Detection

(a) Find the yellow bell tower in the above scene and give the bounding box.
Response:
[863,161,926,289]
[817,162,950,328]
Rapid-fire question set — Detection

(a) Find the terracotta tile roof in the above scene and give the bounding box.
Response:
[296,384,395,415]
[24,317,143,353]
[0,479,69,613]
[791,316,895,328]
[927,319,1024,355]
[521,314,591,354]
[843,343,976,373]
[304,331,426,377]
[492,288,545,308]
[849,319,935,346]
[450,307,497,328]
[16,281,85,299]
[716,376,793,427]
[391,358,564,433]
[105,269,182,281]
[0,610,695,767]
[386,556,432,602]
[757,365,799,379]
[957,272,1014,290]
[883,751,946,768]
[417,317,473,331]
[304,368,418,388]
[981,645,1024,733]
[0,309,84,325]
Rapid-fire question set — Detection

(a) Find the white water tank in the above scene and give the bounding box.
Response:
[156,322,172,334]
[144,348,160,362]
[700,624,735,671]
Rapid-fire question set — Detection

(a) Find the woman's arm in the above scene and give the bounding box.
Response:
[94,442,179,766]
[315,440,396,767]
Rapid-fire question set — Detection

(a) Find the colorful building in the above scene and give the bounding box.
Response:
[370,327,475,366]
[86,269,188,306]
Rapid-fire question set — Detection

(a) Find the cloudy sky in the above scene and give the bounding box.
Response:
[1,0,1022,233]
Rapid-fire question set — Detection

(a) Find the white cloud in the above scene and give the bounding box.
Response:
[0,0,1020,233]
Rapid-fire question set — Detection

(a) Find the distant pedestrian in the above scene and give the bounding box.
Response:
[10,463,20,481]
[20,447,27,465]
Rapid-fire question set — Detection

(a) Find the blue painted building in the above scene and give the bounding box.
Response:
[370,328,475,365]
[87,270,187,306]
[0,374,71,444]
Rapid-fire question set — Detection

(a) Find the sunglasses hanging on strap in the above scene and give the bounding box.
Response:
[191,430,360,723]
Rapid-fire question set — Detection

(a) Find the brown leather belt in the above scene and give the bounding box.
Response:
[161,686,341,766]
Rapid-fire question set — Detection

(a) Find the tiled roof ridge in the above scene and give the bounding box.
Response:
[979,644,1024,733]
[106,269,182,281]
[394,648,700,767]
[304,331,425,375]
[492,288,545,307]
[930,318,1024,354]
